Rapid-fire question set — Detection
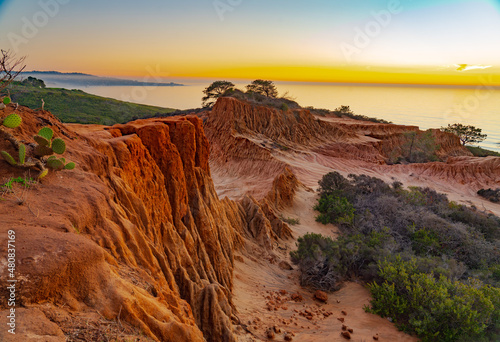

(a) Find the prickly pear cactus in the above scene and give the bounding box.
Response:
[34,135,50,147]
[38,127,54,141]
[18,144,26,165]
[46,156,75,171]
[38,169,49,179]
[47,158,64,170]
[0,151,16,166]
[51,138,66,154]
[34,145,53,157]
[3,97,11,105]
[2,113,22,128]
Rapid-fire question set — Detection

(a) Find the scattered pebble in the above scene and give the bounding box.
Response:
[341,331,351,339]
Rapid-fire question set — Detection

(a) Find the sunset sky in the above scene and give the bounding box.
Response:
[0,0,499,85]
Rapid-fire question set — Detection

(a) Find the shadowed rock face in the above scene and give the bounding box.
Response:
[0,106,291,342]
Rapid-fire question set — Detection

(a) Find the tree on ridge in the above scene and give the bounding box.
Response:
[201,80,235,107]
[246,79,278,98]
[441,123,487,146]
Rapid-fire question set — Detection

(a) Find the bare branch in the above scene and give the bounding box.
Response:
[0,50,26,93]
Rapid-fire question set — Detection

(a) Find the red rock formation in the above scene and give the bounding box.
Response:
[0,106,290,341]
[205,97,356,199]
[265,167,300,210]
[204,97,477,200]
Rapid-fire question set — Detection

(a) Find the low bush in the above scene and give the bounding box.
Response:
[290,230,393,291]
[466,146,500,157]
[292,172,500,340]
[280,216,300,225]
[367,257,500,342]
[314,194,355,225]
[478,188,500,203]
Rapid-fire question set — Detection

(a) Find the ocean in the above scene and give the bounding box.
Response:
[45,78,500,152]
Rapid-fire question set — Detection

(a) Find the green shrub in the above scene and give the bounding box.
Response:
[281,216,300,225]
[467,146,500,157]
[314,194,355,225]
[411,228,441,256]
[291,231,393,290]
[367,257,500,342]
[317,171,350,196]
[295,172,500,340]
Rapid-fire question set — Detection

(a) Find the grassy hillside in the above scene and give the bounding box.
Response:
[466,145,500,157]
[4,82,176,125]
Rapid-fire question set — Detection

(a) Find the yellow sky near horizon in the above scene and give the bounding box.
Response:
[174,65,500,86]
[1,0,500,86]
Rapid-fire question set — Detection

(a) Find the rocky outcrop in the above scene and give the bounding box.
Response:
[381,156,500,189]
[265,167,301,210]
[205,97,357,199]
[0,106,292,342]
[204,97,476,200]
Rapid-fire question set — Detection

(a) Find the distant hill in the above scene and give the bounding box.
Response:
[4,81,177,125]
[20,71,184,87]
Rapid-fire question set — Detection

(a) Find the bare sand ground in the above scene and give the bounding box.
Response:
[232,189,419,342]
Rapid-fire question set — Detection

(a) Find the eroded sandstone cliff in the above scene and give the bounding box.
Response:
[0,105,290,342]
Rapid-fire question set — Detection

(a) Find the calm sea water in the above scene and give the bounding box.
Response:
[47,79,500,152]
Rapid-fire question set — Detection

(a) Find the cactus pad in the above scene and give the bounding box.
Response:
[3,97,11,105]
[1,151,16,166]
[65,162,76,170]
[38,169,49,179]
[38,127,54,141]
[47,158,64,170]
[34,135,50,147]
[34,145,53,157]
[51,138,66,154]
[2,114,22,128]
[18,144,26,165]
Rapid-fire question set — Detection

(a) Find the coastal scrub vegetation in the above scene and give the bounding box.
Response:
[387,130,441,164]
[306,105,392,124]
[3,81,175,125]
[466,145,500,157]
[292,171,500,341]
[1,52,75,178]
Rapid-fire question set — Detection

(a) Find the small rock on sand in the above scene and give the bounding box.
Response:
[314,290,328,303]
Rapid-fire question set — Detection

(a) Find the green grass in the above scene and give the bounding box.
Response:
[2,177,35,189]
[4,82,176,125]
[466,146,500,157]
[280,215,300,225]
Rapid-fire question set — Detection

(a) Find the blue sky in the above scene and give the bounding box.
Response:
[0,0,499,84]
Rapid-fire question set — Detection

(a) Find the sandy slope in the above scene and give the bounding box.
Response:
[232,189,418,341]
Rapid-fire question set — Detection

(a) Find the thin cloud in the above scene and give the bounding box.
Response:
[456,64,492,72]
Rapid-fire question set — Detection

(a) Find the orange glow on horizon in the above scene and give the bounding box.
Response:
[171,65,500,87]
